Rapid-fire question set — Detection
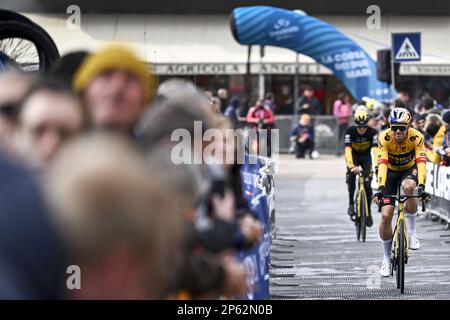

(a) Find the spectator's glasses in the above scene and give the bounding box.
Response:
[391,125,407,132]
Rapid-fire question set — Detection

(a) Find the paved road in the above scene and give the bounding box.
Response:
[270,155,450,300]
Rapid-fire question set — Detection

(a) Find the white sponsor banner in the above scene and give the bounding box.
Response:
[151,63,331,75]
[400,64,450,76]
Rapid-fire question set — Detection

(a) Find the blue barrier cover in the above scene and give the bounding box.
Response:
[238,155,271,300]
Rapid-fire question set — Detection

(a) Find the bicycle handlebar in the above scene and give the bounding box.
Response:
[377,195,426,213]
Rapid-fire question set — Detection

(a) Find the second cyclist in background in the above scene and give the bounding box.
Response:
[344,106,379,226]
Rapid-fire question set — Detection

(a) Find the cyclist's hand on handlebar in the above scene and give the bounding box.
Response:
[373,186,385,205]
[350,166,363,174]
[418,184,431,203]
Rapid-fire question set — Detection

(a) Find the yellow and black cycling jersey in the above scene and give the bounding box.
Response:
[377,127,427,188]
[344,126,378,169]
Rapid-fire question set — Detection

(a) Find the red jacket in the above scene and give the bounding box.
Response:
[246,105,275,125]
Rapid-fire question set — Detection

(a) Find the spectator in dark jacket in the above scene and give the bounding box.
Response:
[264,92,276,112]
[295,86,321,115]
[0,155,66,299]
[224,96,241,128]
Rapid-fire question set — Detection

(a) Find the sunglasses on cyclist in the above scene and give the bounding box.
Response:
[391,125,407,132]
[356,125,368,129]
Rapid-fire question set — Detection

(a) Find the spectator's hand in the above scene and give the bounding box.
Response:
[302,103,310,110]
[445,147,450,157]
[298,134,309,143]
[220,255,248,298]
[240,215,263,247]
[211,191,235,222]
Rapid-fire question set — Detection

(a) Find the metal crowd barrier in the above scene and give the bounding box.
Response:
[240,115,340,155]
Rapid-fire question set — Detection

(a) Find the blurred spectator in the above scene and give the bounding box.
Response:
[246,99,275,129]
[13,78,85,174]
[217,88,228,113]
[0,67,35,156]
[423,114,441,152]
[290,114,315,159]
[398,90,415,114]
[368,115,379,130]
[73,44,156,134]
[143,147,224,299]
[440,111,450,166]
[264,92,276,112]
[295,86,321,115]
[425,113,445,163]
[276,96,294,115]
[333,93,353,155]
[157,78,198,102]
[417,96,436,115]
[138,93,245,251]
[204,91,213,99]
[414,114,427,134]
[246,99,275,156]
[0,155,66,299]
[216,116,262,249]
[137,94,250,297]
[210,97,222,114]
[45,134,184,299]
[379,109,390,131]
[137,93,215,151]
[50,51,89,86]
[224,96,241,129]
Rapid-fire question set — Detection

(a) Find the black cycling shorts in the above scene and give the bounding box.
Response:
[351,152,373,177]
[381,164,418,207]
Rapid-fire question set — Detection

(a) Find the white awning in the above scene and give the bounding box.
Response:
[24,13,450,75]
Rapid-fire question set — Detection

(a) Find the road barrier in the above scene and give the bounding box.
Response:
[425,162,450,223]
[239,154,275,300]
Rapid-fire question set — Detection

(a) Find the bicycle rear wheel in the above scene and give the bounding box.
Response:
[397,220,406,294]
[355,192,361,241]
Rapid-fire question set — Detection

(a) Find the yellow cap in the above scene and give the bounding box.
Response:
[73,44,156,102]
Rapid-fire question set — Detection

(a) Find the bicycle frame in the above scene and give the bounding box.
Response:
[380,191,425,267]
[393,199,409,261]
[356,172,369,219]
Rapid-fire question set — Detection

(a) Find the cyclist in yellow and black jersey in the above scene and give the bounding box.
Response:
[373,107,430,277]
[344,107,379,226]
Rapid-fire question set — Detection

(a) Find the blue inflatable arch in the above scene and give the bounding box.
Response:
[230,6,394,101]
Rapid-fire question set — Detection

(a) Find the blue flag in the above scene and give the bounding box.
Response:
[231,6,395,101]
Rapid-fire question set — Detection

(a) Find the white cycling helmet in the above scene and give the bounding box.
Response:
[388,107,411,126]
